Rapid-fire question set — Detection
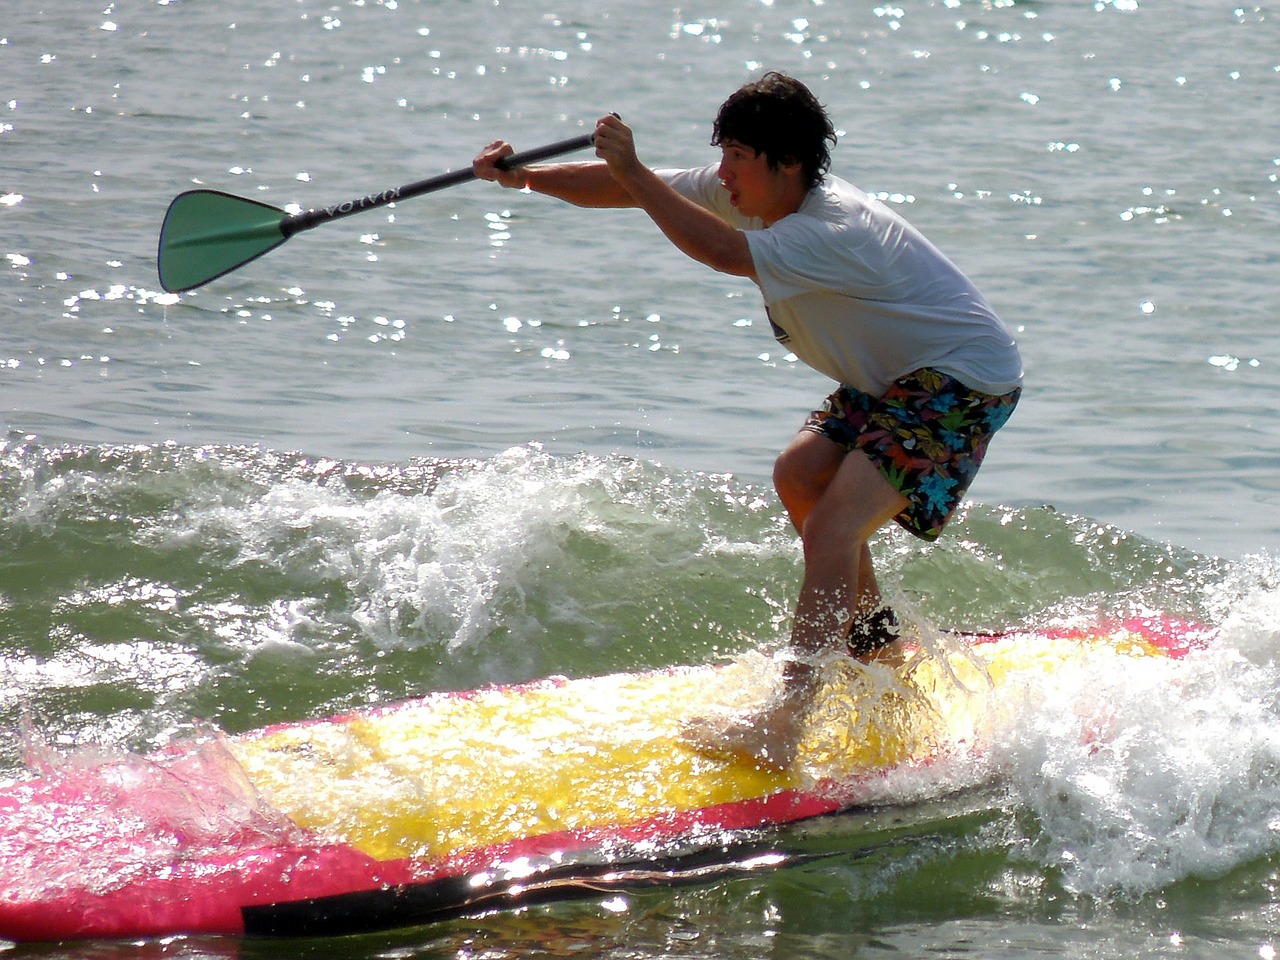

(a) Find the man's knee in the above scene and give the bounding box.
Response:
[773,432,840,507]
[772,444,805,502]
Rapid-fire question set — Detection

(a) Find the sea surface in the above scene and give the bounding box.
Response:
[3,0,1280,957]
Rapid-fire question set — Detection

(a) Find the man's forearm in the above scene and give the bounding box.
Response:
[612,165,755,278]
[521,161,636,208]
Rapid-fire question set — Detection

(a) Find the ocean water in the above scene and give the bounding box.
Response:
[3,0,1280,956]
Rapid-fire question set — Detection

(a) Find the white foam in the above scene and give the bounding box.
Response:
[988,612,1280,895]
[168,446,704,651]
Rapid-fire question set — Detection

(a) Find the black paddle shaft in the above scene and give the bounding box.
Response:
[281,133,595,238]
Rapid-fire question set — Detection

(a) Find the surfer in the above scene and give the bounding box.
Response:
[474,72,1022,766]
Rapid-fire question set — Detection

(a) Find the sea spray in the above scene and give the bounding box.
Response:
[991,619,1280,896]
[3,725,303,901]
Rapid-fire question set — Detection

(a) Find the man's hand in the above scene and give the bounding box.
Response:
[472,140,528,189]
[591,113,645,188]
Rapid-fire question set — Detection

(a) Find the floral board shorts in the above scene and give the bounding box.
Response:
[802,367,1020,542]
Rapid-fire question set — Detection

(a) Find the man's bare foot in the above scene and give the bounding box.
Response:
[681,690,808,771]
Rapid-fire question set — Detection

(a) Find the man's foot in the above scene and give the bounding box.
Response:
[680,690,807,771]
[681,656,828,770]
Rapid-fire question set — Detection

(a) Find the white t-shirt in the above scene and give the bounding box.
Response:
[658,164,1023,397]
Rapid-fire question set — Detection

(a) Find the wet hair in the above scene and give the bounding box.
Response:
[711,72,837,190]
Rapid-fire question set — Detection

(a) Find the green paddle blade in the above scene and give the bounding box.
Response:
[157,190,289,293]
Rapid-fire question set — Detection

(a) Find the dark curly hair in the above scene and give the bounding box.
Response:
[711,72,837,190]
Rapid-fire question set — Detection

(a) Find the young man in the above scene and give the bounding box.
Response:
[473,72,1022,767]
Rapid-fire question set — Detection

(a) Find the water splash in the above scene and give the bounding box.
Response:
[991,610,1280,896]
[2,725,303,901]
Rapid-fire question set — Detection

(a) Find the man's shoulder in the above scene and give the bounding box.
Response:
[780,177,915,250]
[654,162,720,191]
[769,179,865,243]
[797,175,878,219]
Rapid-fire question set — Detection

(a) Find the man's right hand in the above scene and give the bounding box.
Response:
[472,140,527,189]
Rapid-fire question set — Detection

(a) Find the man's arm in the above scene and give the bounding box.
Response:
[591,115,756,279]
[474,120,757,279]
[524,161,637,208]
[473,142,635,208]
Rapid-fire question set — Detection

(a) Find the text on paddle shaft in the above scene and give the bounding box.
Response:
[326,188,400,217]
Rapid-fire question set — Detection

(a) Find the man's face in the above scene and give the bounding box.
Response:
[716,139,803,225]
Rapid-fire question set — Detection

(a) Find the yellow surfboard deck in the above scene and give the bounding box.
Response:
[228,625,1175,865]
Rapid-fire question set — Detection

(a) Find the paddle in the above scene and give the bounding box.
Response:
[157,132,595,293]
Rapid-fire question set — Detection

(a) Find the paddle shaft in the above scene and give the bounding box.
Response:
[281,133,595,238]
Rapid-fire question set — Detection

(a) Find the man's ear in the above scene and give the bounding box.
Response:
[777,155,805,180]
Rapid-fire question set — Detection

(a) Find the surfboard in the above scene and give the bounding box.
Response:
[0,618,1206,943]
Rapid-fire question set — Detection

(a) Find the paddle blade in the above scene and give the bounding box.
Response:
[157,190,289,292]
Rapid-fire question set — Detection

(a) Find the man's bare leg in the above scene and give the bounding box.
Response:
[705,432,908,767]
[785,447,907,660]
[774,431,901,636]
